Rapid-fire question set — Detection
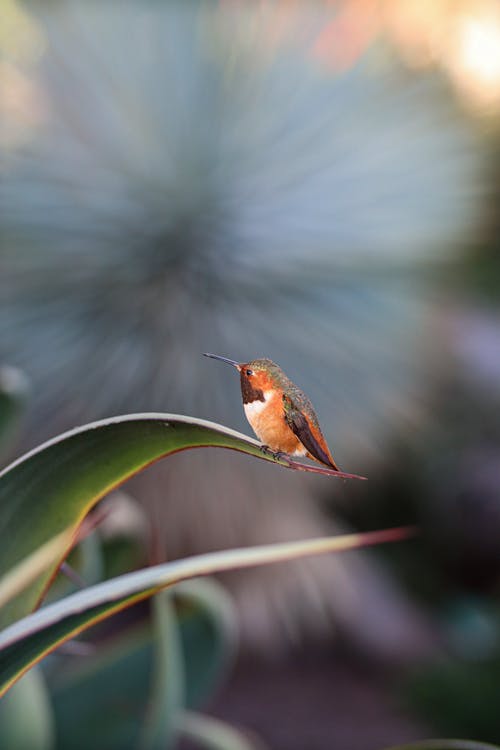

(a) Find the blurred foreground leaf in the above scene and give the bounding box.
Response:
[0,412,362,630]
[175,710,260,750]
[0,529,73,610]
[0,526,414,697]
[46,579,236,750]
[406,657,500,745]
[0,366,28,455]
[0,667,54,750]
[139,591,184,750]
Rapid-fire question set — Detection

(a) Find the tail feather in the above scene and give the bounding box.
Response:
[306,450,340,472]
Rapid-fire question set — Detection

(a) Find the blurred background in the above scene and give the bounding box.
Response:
[1,0,500,748]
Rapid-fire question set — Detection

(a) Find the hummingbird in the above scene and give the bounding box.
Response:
[204,353,340,471]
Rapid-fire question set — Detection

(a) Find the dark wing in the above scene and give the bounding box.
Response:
[283,394,337,469]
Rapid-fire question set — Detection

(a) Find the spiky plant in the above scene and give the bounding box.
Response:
[0,1,485,654]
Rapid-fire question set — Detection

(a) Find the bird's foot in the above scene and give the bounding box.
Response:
[259,445,290,463]
[259,444,366,479]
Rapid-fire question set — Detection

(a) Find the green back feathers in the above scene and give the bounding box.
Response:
[248,359,320,429]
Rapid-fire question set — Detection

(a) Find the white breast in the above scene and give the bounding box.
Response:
[243,390,273,419]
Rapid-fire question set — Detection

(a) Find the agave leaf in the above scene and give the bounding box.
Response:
[406,655,500,745]
[48,580,232,750]
[177,578,237,709]
[49,622,154,750]
[0,529,73,610]
[44,533,104,606]
[0,667,55,750]
[139,580,238,750]
[139,591,184,750]
[0,366,29,456]
[175,710,261,750]
[0,526,414,698]
[0,412,363,630]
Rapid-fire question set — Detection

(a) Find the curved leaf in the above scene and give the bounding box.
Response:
[0,667,55,750]
[140,579,238,750]
[177,578,237,709]
[0,530,73,610]
[176,710,262,750]
[139,591,184,750]
[49,623,155,750]
[0,413,364,630]
[0,526,415,698]
[46,579,237,750]
[0,365,29,456]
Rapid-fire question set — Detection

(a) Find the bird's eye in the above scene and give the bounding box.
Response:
[246,369,254,377]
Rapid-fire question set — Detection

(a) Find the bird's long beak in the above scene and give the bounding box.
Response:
[203,353,240,369]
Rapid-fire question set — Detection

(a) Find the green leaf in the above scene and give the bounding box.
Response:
[176,710,261,750]
[0,365,29,456]
[49,623,154,750]
[45,578,236,750]
[44,533,104,605]
[0,412,323,630]
[139,591,184,750]
[0,530,73,611]
[0,667,55,750]
[140,579,237,749]
[0,526,414,698]
[178,578,237,709]
[405,655,500,744]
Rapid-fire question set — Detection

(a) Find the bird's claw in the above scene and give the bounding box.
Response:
[259,444,289,463]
